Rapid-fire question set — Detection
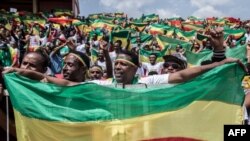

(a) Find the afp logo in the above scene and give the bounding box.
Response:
[224,125,250,141]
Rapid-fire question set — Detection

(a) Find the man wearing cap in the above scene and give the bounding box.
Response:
[162,55,187,74]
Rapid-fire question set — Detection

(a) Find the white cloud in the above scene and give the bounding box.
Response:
[99,0,154,17]
[192,5,225,18]
[99,0,116,7]
[79,0,248,19]
[190,0,231,18]
[190,0,231,8]
[155,9,180,19]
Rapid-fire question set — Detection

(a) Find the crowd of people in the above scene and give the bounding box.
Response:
[0,9,250,140]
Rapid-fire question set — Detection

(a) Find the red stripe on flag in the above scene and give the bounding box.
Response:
[142,137,202,141]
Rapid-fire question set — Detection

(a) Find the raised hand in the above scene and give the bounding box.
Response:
[208,27,225,51]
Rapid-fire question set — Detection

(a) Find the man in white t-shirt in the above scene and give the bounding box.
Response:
[76,42,91,54]
[245,26,250,42]
[142,53,164,76]
[92,50,168,85]
[109,40,123,62]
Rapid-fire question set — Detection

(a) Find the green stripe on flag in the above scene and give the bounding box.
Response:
[175,29,196,41]
[224,29,246,40]
[185,44,246,66]
[4,63,245,122]
[156,35,192,50]
[110,30,130,49]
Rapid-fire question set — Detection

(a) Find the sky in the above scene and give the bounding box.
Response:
[79,0,249,20]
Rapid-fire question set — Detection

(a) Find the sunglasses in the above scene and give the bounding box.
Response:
[164,62,181,69]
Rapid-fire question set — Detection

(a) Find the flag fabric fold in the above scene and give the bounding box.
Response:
[185,44,246,66]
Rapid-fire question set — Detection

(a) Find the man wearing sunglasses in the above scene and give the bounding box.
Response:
[162,55,187,74]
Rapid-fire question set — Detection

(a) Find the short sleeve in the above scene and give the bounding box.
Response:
[88,79,113,85]
[138,74,169,85]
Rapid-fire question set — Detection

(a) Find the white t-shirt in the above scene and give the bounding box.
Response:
[90,40,100,49]
[40,36,48,47]
[142,62,164,76]
[90,74,169,85]
[76,44,86,54]
[96,60,106,71]
[241,77,250,124]
[29,35,40,47]
[135,67,145,77]
[245,33,250,42]
[109,51,117,62]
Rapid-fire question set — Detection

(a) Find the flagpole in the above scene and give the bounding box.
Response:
[4,90,9,141]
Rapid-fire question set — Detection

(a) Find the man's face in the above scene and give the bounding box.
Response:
[62,54,83,81]
[17,31,22,37]
[98,49,104,58]
[149,55,157,64]
[20,53,46,73]
[39,31,44,37]
[93,34,97,40]
[89,66,103,80]
[70,31,74,36]
[114,42,121,51]
[114,54,137,84]
[247,27,250,32]
[162,61,182,74]
[85,44,90,49]
[176,46,181,52]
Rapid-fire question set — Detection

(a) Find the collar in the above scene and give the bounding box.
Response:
[112,76,139,85]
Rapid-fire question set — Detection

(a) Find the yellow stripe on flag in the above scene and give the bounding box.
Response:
[14,101,242,141]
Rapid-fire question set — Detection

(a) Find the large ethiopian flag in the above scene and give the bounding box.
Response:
[4,63,245,141]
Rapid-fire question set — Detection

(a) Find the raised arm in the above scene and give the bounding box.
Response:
[101,42,113,78]
[125,38,131,51]
[50,42,68,57]
[168,58,239,83]
[169,27,238,83]
[3,68,78,86]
